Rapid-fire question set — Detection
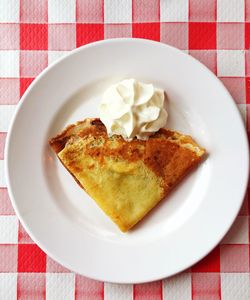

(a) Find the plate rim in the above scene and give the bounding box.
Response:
[4,38,250,283]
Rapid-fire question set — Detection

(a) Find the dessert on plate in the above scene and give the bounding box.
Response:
[49,79,205,232]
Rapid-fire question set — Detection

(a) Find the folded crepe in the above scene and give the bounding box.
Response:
[49,118,205,232]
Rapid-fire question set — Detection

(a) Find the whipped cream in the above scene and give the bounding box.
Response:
[99,79,168,140]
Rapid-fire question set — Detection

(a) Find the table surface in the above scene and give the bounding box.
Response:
[0,0,249,299]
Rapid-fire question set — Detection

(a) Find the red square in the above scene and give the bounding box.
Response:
[20,51,48,77]
[160,23,188,50]
[189,50,217,74]
[76,24,104,47]
[18,244,46,272]
[18,222,34,244]
[0,24,19,50]
[75,275,104,300]
[132,23,160,41]
[133,0,160,23]
[0,245,18,272]
[20,0,47,23]
[134,281,162,300]
[189,23,216,49]
[48,24,76,50]
[20,24,48,50]
[0,78,20,104]
[246,23,250,49]
[220,245,249,272]
[189,0,216,22]
[17,273,46,300]
[76,0,103,23]
[246,77,250,104]
[220,77,246,104]
[192,273,221,300]
[192,246,220,272]
[20,78,34,97]
[0,188,15,215]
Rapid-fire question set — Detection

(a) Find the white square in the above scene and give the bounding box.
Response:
[0,216,18,244]
[0,160,6,187]
[163,272,191,300]
[221,216,249,244]
[0,51,19,78]
[217,0,245,22]
[48,51,70,65]
[0,105,17,132]
[46,273,75,300]
[160,0,188,22]
[0,273,17,300]
[217,50,245,77]
[48,0,76,23]
[104,0,132,24]
[104,283,133,300]
[221,274,250,300]
[0,0,19,23]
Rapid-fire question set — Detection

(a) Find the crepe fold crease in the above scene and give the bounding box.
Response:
[49,118,205,232]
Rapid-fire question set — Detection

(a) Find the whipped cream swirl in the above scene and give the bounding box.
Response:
[99,79,168,141]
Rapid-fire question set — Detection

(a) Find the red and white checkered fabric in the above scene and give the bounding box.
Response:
[0,0,249,299]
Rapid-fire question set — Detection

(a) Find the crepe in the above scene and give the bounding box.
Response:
[49,118,205,232]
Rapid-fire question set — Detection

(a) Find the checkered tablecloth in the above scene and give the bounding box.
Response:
[0,0,249,299]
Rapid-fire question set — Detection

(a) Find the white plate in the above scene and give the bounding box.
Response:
[5,39,249,283]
